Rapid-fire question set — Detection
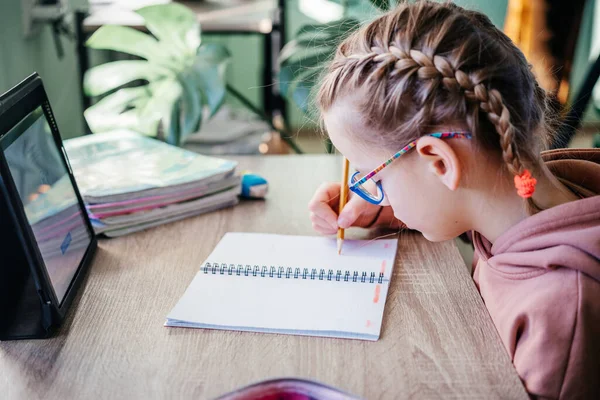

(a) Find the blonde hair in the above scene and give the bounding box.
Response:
[318,1,551,212]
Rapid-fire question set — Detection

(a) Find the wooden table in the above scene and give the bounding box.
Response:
[0,155,527,399]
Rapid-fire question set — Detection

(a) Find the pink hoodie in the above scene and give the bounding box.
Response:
[472,149,600,399]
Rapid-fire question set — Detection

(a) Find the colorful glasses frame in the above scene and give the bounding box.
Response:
[349,132,472,204]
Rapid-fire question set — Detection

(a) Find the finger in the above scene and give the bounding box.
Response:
[312,220,337,235]
[310,212,338,231]
[313,221,337,235]
[308,183,340,227]
[353,201,382,228]
[308,182,341,208]
[337,194,372,228]
[308,202,339,229]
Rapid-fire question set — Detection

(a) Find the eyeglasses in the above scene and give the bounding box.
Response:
[349,132,472,205]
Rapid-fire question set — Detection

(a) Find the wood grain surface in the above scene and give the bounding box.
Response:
[0,155,527,399]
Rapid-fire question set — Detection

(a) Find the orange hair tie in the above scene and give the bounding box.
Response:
[514,169,537,198]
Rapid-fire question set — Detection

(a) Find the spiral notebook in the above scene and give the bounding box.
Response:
[165,233,398,341]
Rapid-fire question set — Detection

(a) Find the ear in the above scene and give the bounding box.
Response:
[416,136,462,191]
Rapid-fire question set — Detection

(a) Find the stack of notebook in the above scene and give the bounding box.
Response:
[64,130,240,237]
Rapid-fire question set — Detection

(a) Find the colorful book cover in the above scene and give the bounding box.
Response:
[63,130,238,200]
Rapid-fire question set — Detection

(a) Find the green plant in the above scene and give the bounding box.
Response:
[279,0,394,114]
[83,3,229,146]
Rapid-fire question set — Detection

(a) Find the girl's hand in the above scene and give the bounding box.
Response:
[308,182,386,235]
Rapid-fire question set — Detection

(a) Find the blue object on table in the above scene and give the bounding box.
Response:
[241,173,268,199]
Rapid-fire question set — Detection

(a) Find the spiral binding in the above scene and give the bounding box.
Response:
[202,262,385,284]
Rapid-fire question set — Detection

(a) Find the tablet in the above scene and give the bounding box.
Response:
[0,73,97,340]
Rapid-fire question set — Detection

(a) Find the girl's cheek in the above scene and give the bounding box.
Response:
[378,181,392,206]
[386,185,417,217]
[382,186,404,211]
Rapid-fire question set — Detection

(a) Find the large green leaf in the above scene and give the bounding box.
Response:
[140,80,182,118]
[294,35,347,48]
[87,81,181,137]
[138,80,183,141]
[87,25,162,61]
[86,109,144,134]
[193,63,227,118]
[295,19,361,39]
[179,74,203,138]
[289,69,321,113]
[165,99,181,146]
[322,0,362,7]
[192,44,230,117]
[85,86,147,115]
[278,18,361,112]
[136,3,200,57]
[280,19,359,64]
[86,25,182,70]
[279,39,335,65]
[83,60,172,97]
[367,0,390,10]
[84,86,158,135]
[279,49,332,99]
[196,43,230,65]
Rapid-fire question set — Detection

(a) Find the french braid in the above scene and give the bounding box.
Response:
[318,1,547,212]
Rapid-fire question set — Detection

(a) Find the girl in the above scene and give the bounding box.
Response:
[308,2,600,398]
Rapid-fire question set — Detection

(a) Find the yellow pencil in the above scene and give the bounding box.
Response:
[337,157,350,255]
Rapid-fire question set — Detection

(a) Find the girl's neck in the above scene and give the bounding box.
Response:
[470,164,579,243]
[470,185,528,243]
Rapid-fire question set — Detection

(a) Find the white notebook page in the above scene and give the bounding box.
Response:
[166,233,397,340]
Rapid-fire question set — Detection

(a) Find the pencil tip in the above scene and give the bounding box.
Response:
[337,238,342,255]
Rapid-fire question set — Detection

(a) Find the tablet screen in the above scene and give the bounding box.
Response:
[3,107,92,305]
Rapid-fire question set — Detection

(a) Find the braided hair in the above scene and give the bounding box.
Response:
[318,1,551,212]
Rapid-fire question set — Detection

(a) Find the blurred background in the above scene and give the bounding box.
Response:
[1,0,599,155]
